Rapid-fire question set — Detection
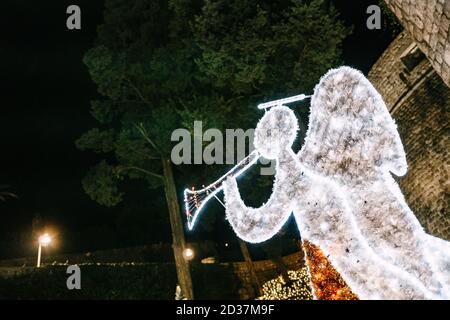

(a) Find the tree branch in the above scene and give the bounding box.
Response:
[123,76,150,105]
[127,144,161,160]
[134,123,161,154]
[118,99,149,105]
[117,165,163,180]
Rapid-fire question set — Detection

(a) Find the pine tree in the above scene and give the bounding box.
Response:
[77,0,350,299]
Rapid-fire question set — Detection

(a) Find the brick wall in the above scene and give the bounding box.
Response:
[384,0,450,87]
[369,32,450,240]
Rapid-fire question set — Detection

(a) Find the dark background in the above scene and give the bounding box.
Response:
[0,0,399,259]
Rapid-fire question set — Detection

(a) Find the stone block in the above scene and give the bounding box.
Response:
[444,45,450,65]
[436,51,443,64]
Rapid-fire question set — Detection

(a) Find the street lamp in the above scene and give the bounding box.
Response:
[183,247,195,261]
[37,233,51,268]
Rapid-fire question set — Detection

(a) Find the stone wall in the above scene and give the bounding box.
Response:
[369,32,450,240]
[384,0,450,87]
[368,32,433,108]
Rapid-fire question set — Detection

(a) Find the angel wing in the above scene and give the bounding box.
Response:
[223,104,437,299]
[298,66,450,298]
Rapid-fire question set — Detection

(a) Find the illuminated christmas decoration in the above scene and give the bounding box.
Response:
[257,244,357,301]
[184,150,260,230]
[303,240,358,300]
[298,67,450,298]
[186,66,450,299]
[257,268,313,300]
[184,93,311,230]
[223,104,436,299]
[257,94,311,110]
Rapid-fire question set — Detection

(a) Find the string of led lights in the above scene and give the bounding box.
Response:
[257,268,313,300]
[303,240,358,300]
[184,93,311,230]
[184,67,450,299]
[257,94,311,109]
[184,150,260,230]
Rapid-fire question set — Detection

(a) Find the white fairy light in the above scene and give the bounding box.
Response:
[184,150,260,230]
[184,66,450,299]
[222,66,450,299]
[299,66,450,298]
[257,94,311,110]
[223,105,437,299]
[257,268,313,300]
[184,94,310,229]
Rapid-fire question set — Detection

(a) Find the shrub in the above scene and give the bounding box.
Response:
[0,262,241,300]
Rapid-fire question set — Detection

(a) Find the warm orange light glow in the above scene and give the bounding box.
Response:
[39,233,52,246]
[303,240,358,300]
[183,248,194,260]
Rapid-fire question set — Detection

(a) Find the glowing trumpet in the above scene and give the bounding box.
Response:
[184,150,260,230]
[184,93,310,230]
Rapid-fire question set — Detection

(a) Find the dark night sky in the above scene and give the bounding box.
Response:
[0,1,398,258]
[0,1,111,256]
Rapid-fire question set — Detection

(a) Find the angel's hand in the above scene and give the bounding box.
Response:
[223,174,292,243]
[223,176,238,199]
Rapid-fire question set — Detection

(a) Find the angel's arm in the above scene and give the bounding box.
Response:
[223,176,292,243]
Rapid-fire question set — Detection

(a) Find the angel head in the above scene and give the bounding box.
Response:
[254,106,298,160]
[300,66,407,178]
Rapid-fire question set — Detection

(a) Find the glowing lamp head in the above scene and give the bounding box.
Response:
[39,233,52,247]
[183,248,195,261]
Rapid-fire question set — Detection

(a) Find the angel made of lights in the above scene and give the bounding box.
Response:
[184,66,450,299]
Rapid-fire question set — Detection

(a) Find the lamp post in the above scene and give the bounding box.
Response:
[37,233,51,268]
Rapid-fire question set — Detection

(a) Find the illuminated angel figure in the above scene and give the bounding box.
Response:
[223,66,450,299]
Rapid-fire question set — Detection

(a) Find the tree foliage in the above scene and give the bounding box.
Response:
[194,0,349,96]
[77,0,350,226]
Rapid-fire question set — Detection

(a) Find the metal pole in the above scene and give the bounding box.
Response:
[37,243,42,268]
